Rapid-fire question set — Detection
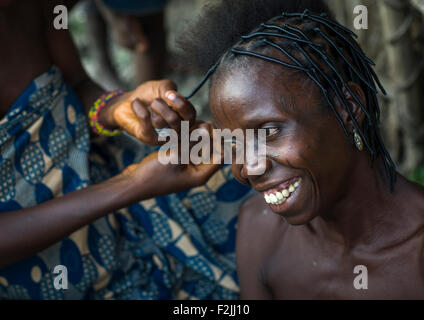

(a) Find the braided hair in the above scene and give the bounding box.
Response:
[182,5,396,190]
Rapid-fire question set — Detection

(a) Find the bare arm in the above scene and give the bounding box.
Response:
[0,149,221,269]
[0,173,134,269]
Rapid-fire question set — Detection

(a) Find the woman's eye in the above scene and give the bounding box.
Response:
[264,128,279,137]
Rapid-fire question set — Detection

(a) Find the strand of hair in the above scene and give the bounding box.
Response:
[305,42,373,122]
[185,62,219,99]
[241,32,317,46]
[293,42,374,154]
[282,10,358,38]
[314,28,377,92]
[231,48,310,71]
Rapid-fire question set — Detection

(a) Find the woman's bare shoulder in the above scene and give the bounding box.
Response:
[237,193,288,252]
[397,177,424,219]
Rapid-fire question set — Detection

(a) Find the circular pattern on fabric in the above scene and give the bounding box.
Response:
[88,225,117,270]
[189,192,217,220]
[48,126,69,168]
[75,256,98,292]
[187,256,215,280]
[5,284,31,299]
[193,278,215,299]
[0,159,15,202]
[97,234,116,270]
[30,266,42,283]
[40,272,65,300]
[151,211,173,247]
[19,142,45,184]
[137,281,159,300]
[74,114,89,152]
[169,196,203,240]
[0,277,8,287]
[212,286,239,300]
[0,131,8,146]
[66,104,76,125]
[0,255,47,299]
[202,215,229,245]
[7,107,21,119]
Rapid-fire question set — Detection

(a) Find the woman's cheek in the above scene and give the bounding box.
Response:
[267,138,306,168]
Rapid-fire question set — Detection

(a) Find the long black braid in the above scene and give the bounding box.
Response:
[185,9,396,191]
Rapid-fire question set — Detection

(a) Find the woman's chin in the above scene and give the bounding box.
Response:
[264,177,317,224]
[283,210,318,225]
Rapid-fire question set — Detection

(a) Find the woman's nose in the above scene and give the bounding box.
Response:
[240,155,272,180]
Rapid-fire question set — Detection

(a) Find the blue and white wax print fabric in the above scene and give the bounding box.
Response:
[0,66,252,299]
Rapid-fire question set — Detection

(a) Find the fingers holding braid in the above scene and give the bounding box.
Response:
[150,98,182,131]
[131,99,159,145]
[110,80,198,146]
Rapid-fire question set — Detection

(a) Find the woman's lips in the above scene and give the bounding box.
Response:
[263,177,302,206]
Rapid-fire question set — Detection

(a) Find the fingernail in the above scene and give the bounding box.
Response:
[166,91,177,100]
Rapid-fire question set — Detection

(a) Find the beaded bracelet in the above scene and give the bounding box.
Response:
[88,89,125,137]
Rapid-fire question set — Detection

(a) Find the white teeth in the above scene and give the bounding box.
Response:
[264,194,271,203]
[263,178,302,205]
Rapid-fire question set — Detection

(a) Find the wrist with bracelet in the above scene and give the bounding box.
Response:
[88,89,125,136]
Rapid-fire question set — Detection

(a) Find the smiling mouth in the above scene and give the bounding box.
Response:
[263,177,302,206]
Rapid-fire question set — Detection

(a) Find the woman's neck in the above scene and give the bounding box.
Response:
[312,155,407,252]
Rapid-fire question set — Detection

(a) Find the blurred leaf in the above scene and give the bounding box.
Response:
[409,166,424,185]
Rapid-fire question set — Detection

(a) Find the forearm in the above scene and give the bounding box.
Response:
[72,77,104,115]
[73,76,131,130]
[0,173,143,269]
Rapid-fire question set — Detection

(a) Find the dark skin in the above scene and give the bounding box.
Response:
[0,0,219,269]
[209,58,424,299]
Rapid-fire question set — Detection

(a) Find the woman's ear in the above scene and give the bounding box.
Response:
[333,81,367,131]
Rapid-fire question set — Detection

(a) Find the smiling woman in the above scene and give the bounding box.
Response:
[179,0,424,299]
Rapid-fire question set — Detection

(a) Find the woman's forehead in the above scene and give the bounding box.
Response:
[212,56,316,98]
[210,62,319,127]
[211,62,285,102]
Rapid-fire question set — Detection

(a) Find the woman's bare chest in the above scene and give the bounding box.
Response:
[264,233,424,299]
